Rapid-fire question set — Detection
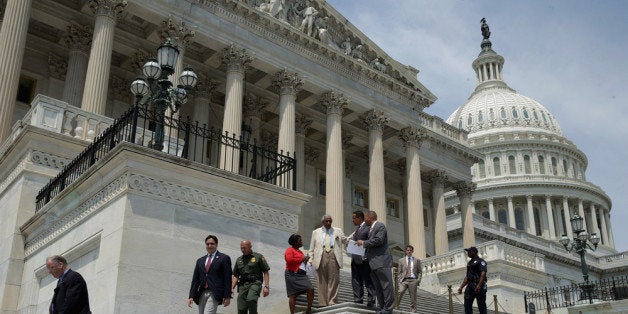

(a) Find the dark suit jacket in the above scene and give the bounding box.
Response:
[350,222,370,264]
[189,251,232,304]
[51,269,91,314]
[362,221,392,270]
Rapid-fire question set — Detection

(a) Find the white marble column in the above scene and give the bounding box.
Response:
[577,198,587,232]
[589,203,599,237]
[545,195,556,239]
[507,196,516,228]
[430,170,448,255]
[606,211,615,248]
[598,207,608,245]
[562,197,573,236]
[456,182,477,248]
[362,109,389,224]
[295,114,312,193]
[321,91,348,227]
[0,0,32,142]
[62,24,91,108]
[399,127,426,258]
[81,0,126,115]
[526,195,537,235]
[220,44,252,172]
[273,70,303,189]
[190,77,217,163]
[488,198,496,221]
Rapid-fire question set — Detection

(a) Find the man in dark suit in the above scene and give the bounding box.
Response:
[347,211,375,306]
[46,255,91,314]
[188,235,233,314]
[357,211,394,314]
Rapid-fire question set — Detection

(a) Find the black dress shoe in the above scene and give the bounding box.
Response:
[354,300,363,304]
[366,301,375,307]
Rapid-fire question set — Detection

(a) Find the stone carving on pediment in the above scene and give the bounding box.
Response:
[48,53,67,80]
[30,150,70,170]
[88,0,127,20]
[160,17,196,49]
[64,23,92,53]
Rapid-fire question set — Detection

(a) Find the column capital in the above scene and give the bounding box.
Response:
[272,69,303,95]
[295,113,312,135]
[399,126,426,148]
[545,194,552,199]
[304,146,320,165]
[526,195,534,201]
[48,53,67,80]
[243,93,267,117]
[160,17,196,48]
[507,195,514,201]
[221,44,252,73]
[361,109,389,130]
[320,91,349,115]
[88,0,127,20]
[194,74,218,99]
[64,23,92,52]
[455,181,476,198]
[427,170,448,186]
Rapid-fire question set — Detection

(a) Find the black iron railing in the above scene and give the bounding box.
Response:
[524,276,628,312]
[35,105,296,211]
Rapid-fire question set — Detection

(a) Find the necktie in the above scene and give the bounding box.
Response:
[204,254,213,288]
[406,257,412,277]
[324,231,331,252]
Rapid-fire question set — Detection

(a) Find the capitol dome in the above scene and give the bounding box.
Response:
[447,39,562,138]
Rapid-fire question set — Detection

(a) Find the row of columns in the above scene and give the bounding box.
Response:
[479,195,613,247]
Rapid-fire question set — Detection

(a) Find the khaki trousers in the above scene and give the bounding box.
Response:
[316,250,339,306]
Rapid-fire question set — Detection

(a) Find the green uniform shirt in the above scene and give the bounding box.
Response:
[233,252,270,285]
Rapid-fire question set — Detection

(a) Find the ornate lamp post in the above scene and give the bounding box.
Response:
[130,38,198,151]
[560,214,600,301]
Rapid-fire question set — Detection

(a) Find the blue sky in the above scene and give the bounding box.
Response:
[327,0,628,252]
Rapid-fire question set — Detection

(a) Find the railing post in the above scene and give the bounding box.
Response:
[181,116,191,159]
[524,292,528,313]
[448,285,453,314]
[129,104,139,144]
[292,152,297,191]
[494,295,498,313]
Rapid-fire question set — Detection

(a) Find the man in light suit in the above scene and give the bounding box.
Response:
[395,245,422,312]
[357,211,393,314]
[347,210,376,306]
[309,214,345,306]
[46,255,91,314]
[188,235,232,314]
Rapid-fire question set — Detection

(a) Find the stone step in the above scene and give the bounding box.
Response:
[296,270,502,313]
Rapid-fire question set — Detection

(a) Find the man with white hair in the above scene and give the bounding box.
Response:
[308,214,345,306]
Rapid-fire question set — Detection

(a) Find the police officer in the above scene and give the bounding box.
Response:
[231,240,270,314]
[457,246,487,314]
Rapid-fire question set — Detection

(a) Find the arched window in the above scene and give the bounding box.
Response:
[509,155,516,174]
[498,209,508,224]
[467,113,473,125]
[478,160,486,178]
[533,110,539,121]
[542,112,548,123]
[458,118,463,129]
[515,207,525,230]
[524,155,531,174]
[512,107,519,119]
[489,108,495,121]
[551,157,558,175]
[500,107,507,119]
[493,157,501,176]
[478,111,484,123]
[538,155,545,174]
[563,160,568,176]
[523,108,530,119]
